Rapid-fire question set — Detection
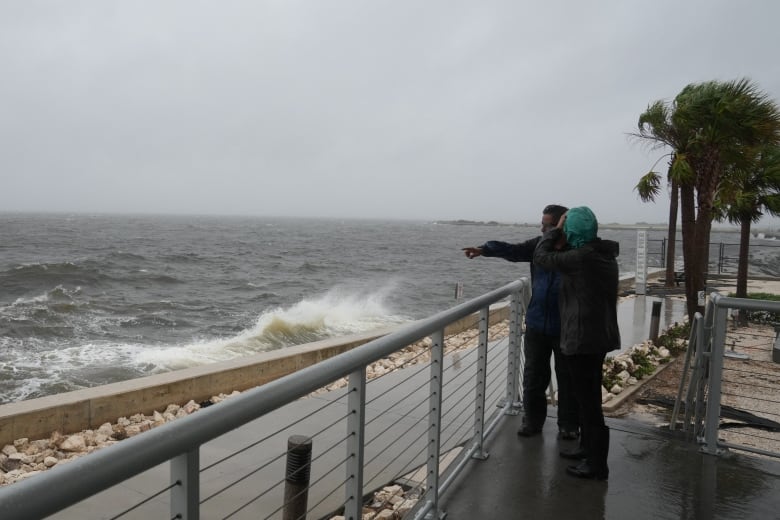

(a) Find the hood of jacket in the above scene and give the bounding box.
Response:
[564,206,597,248]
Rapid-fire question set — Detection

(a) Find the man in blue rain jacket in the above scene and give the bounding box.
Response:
[463,205,579,439]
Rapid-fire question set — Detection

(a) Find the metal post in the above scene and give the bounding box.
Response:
[649,301,662,343]
[635,229,648,295]
[515,333,524,410]
[697,451,718,519]
[283,435,313,520]
[671,313,700,431]
[661,237,666,266]
[343,369,366,520]
[702,296,728,455]
[472,307,490,460]
[421,329,445,519]
[505,290,523,415]
[171,448,199,520]
[693,300,715,439]
[774,332,780,363]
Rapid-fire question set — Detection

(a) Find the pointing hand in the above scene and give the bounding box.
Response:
[462,247,483,259]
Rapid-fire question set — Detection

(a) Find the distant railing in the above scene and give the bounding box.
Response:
[673,293,780,459]
[0,279,530,520]
[650,238,780,275]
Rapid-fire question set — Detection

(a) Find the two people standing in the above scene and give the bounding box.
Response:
[463,204,579,439]
[465,205,620,481]
[534,206,620,480]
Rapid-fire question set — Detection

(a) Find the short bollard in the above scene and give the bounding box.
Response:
[649,301,662,343]
[283,435,313,520]
[774,331,780,363]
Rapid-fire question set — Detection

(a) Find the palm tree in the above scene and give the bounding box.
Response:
[714,144,780,298]
[633,99,697,310]
[633,79,780,318]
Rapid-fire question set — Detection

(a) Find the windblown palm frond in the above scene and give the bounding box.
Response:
[635,171,662,202]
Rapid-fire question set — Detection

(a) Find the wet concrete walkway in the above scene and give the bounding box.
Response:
[440,411,780,520]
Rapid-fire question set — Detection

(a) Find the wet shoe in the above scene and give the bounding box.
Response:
[559,447,587,460]
[516,425,542,437]
[566,461,608,481]
[558,429,579,440]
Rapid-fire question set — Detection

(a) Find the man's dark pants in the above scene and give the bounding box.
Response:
[567,352,609,473]
[522,328,579,432]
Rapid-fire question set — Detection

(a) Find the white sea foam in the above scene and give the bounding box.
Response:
[31,342,147,369]
[11,291,50,306]
[134,282,410,370]
[252,282,407,337]
[0,339,152,402]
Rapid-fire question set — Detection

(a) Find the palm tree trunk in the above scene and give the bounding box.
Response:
[690,209,712,317]
[689,154,721,316]
[665,177,679,287]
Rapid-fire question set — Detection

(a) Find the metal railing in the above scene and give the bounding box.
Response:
[651,238,780,275]
[0,279,530,520]
[673,292,780,459]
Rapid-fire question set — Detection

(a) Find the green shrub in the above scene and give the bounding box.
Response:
[629,350,656,379]
[654,321,690,354]
[601,321,690,392]
[602,358,619,390]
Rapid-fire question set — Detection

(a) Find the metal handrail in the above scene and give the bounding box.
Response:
[670,311,700,431]
[700,292,780,458]
[0,279,528,520]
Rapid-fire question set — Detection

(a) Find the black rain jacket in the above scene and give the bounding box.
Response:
[533,228,621,355]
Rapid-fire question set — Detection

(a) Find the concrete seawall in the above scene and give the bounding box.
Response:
[0,306,510,447]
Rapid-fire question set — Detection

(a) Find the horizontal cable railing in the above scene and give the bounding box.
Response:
[0,279,529,520]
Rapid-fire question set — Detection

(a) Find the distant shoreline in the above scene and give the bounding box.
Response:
[433,219,744,233]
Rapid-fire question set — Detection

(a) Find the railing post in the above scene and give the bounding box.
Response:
[420,329,445,519]
[343,368,366,520]
[471,306,490,460]
[672,312,700,431]
[702,296,728,456]
[505,289,523,415]
[693,299,715,438]
[171,448,199,520]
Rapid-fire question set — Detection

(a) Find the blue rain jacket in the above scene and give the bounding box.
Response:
[481,237,561,336]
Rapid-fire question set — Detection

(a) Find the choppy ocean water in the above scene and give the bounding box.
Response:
[2,213,780,404]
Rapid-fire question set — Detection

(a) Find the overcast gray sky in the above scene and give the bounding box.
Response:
[2,1,779,224]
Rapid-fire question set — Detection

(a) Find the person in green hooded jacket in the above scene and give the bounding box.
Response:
[533,206,620,481]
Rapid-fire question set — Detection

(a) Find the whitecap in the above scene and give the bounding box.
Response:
[133,281,412,371]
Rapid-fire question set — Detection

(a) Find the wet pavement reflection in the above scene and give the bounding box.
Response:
[617,295,688,351]
[440,415,780,519]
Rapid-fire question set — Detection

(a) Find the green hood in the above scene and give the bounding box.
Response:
[564,206,598,248]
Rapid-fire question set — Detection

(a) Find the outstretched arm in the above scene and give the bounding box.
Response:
[463,239,538,262]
